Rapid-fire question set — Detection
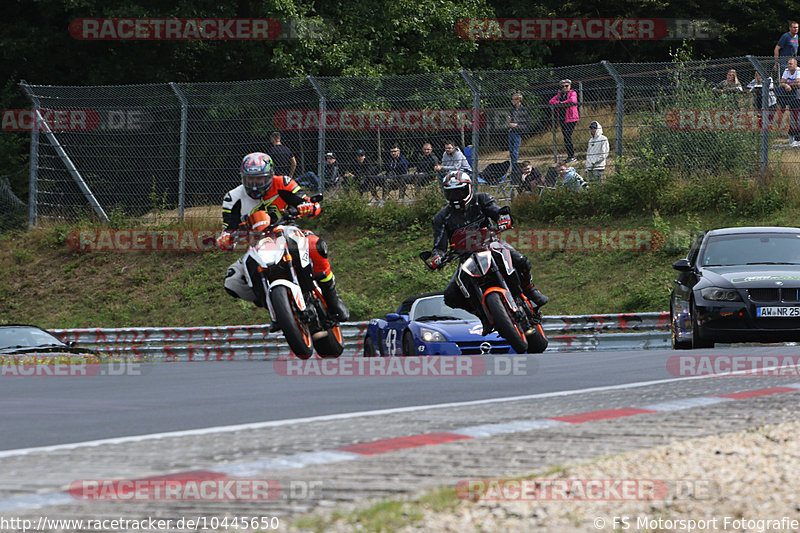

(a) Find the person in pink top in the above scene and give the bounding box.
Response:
[549,79,580,162]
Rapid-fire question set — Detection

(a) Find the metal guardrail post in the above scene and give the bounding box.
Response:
[601,61,625,157]
[307,76,326,193]
[20,81,109,222]
[746,55,770,177]
[169,83,189,220]
[459,70,480,173]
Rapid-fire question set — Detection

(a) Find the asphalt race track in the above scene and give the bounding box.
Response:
[2,345,797,451]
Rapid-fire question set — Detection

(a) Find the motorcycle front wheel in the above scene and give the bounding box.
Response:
[485,292,528,354]
[525,323,548,354]
[313,325,344,358]
[270,285,314,359]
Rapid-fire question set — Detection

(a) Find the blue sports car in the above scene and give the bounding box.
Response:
[363,292,519,356]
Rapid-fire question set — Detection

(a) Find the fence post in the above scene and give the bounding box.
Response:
[459,70,480,172]
[25,82,38,228]
[20,81,109,222]
[307,76,326,193]
[746,55,770,178]
[169,83,188,220]
[601,61,624,158]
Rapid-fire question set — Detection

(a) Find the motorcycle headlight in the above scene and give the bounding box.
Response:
[419,327,446,343]
[700,287,742,302]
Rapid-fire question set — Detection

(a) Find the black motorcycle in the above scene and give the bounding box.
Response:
[420,223,548,354]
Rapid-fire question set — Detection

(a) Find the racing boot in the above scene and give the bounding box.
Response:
[523,283,549,308]
[320,276,350,322]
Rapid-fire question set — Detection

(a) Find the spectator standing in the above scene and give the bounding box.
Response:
[434,141,471,175]
[549,80,579,163]
[507,92,529,167]
[774,21,799,73]
[780,58,800,145]
[267,131,297,179]
[585,121,609,182]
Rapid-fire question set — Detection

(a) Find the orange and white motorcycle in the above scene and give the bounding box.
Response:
[241,196,343,359]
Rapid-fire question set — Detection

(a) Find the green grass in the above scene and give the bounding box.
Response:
[1,190,798,329]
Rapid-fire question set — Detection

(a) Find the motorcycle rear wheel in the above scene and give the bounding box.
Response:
[485,292,528,354]
[270,286,314,359]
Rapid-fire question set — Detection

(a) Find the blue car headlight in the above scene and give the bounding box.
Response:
[700,287,742,302]
[419,327,446,343]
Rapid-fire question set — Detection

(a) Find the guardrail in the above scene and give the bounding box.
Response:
[51,312,670,360]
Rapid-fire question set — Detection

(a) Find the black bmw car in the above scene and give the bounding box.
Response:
[0,324,101,357]
[670,226,800,349]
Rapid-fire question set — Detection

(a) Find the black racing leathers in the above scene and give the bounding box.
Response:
[431,193,533,312]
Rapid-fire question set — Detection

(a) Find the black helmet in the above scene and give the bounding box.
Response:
[441,170,473,210]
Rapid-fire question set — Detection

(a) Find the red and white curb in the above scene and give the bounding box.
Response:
[2,382,799,511]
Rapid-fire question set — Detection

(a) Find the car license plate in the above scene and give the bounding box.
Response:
[756,306,800,317]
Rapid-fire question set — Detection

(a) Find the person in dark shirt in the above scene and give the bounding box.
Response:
[343,149,378,194]
[411,142,440,188]
[266,131,297,179]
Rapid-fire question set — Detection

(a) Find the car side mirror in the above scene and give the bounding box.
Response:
[385,313,401,321]
[672,258,693,272]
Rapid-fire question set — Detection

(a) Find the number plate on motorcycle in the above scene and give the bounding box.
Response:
[756,306,800,317]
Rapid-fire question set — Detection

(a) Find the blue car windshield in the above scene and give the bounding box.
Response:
[411,296,479,322]
[700,233,800,267]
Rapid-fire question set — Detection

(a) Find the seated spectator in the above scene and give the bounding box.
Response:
[411,142,440,187]
[714,69,744,108]
[556,162,588,193]
[382,145,413,198]
[344,149,379,198]
[509,160,544,194]
[746,71,777,127]
[434,140,471,176]
[780,58,800,145]
[323,152,343,191]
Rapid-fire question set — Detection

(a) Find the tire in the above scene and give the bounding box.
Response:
[485,292,528,354]
[402,330,415,356]
[270,286,313,359]
[313,326,344,358]
[691,298,714,349]
[671,303,692,350]
[525,323,548,354]
[363,335,377,357]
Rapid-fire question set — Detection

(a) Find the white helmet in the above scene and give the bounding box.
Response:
[441,170,473,209]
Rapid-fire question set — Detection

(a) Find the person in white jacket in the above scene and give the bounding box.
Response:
[585,121,609,181]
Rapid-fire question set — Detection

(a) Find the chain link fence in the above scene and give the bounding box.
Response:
[0,169,27,231]
[18,55,794,226]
